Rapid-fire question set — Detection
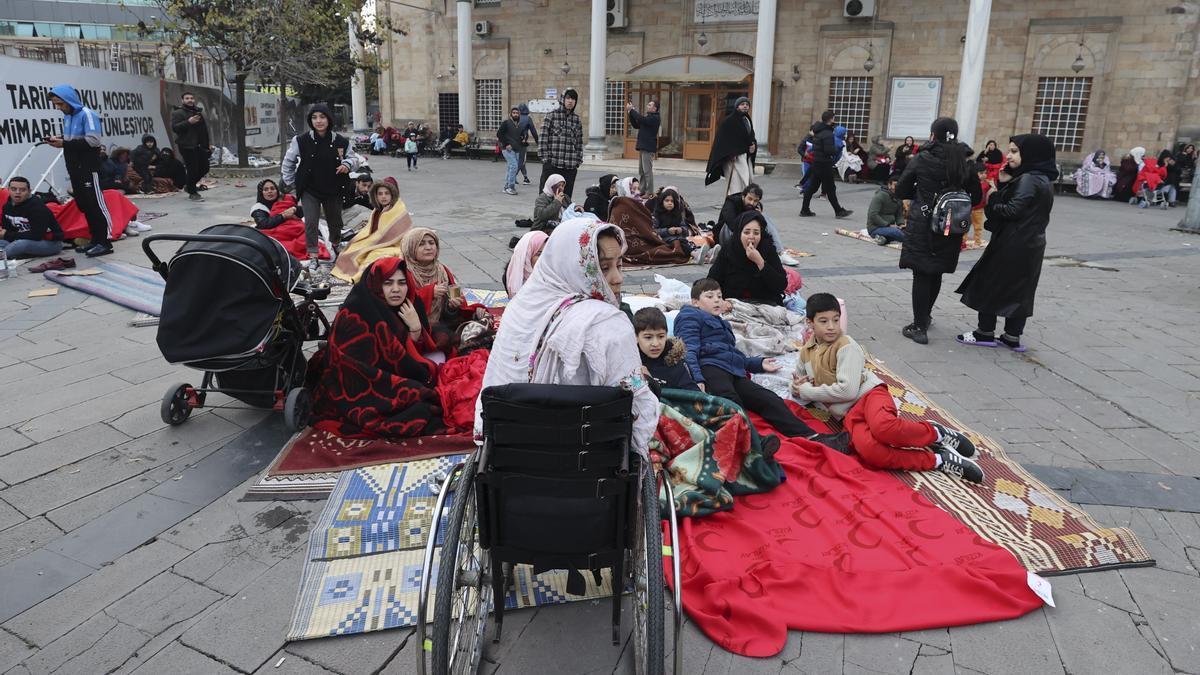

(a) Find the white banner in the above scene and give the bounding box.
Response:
[245,91,284,147]
[886,77,943,140]
[1,55,168,189]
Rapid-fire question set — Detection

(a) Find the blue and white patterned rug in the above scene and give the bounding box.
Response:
[286,457,614,641]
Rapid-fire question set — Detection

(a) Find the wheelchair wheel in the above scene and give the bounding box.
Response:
[632,463,665,675]
[432,457,493,674]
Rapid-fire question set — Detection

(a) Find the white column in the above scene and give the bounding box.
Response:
[457,0,475,133]
[584,0,607,151]
[349,17,368,130]
[750,0,777,162]
[954,0,992,147]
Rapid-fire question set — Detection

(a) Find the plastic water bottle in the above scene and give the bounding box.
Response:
[0,249,8,281]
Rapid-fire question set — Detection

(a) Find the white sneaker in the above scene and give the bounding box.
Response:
[123,227,140,237]
[779,251,800,266]
[130,220,152,232]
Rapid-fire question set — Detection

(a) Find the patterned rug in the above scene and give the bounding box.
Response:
[267,427,476,476]
[286,457,613,641]
[835,227,985,251]
[767,359,1153,576]
[44,261,164,315]
[241,471,340,501]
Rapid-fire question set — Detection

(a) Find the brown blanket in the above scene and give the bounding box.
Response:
[607,196,692,266]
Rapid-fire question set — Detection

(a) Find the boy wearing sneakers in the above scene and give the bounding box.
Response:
[791,293,984,483]
[633,307,700,393]
[675,279,849,452]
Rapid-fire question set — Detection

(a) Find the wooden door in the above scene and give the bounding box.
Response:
[682,89,716,161]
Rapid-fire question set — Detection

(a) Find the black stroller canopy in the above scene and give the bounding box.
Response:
[157,224,301,366]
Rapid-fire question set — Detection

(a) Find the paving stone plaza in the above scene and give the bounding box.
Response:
[0,155,1197,674]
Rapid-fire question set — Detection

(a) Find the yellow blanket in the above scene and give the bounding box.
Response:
[332,199,414,282]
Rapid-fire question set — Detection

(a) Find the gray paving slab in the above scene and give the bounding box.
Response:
[285,631,408,675]
[3,539,190,648]
[1046,576,1175,675]
[0,549,94,625]
[947,611,1065,675]
[4,613,150,675]
[257,650,340,674]
[0,498,24,532]
[178,549,306,673]
[0,429,33,459]
[0,517,61,567]
[128,640,240,675]
[148,416,289,507]
[1025,465,1200,512]
[41,493,197,568]
[105,571,225,636]
[0,422,130,485]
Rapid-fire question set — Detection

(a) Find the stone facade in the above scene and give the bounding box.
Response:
[379,0,1199,160]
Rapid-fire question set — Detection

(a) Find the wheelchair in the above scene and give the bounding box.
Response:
[415,384,683,675]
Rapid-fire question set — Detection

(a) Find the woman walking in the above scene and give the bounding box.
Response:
[955,135,1056,353]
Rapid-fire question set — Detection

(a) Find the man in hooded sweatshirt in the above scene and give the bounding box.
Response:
[170,92,213,201]
[130,135,161,193]
[516,103,539,185]
[45,84,113,257]
[800,110,853,219]
[282,103,363,268]
[704,96,756,197]
[538,89,583,199]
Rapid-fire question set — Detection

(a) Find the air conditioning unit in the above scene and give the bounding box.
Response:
[473,20,491,37]
[606,0,627,29]
[843,0,876,18]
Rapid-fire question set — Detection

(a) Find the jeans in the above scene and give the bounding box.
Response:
[406,152,418,169]
[502,148,519,189]
[517,146,530,179]
[978,313,1027,337]
[1163,184,1178,203]
[300,192,344,257]
[0,239,63,259]
[870,226,905,243]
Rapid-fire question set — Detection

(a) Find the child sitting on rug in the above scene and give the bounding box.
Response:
[675,279,849,452]
[633,307,699,394]
[790,292,984,483]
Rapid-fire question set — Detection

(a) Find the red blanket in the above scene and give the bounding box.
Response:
[435,349,489,433]
[670,403,1043,656]
[0,188,133,241]
[261,195,330,261]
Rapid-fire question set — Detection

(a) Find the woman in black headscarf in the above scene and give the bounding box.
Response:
[955,134,1057,353]
[583,173,618,220]
[707,210,787,305]
[976,140,1003,165]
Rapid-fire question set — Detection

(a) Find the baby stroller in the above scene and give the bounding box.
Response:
[416,383,683,675]
[143,224,331,430]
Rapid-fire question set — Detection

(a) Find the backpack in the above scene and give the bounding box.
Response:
[926,187,973,236]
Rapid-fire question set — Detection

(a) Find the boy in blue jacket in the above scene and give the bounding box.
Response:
[674,279,849,452]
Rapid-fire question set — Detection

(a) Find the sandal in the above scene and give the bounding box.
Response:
[956,331,997,347]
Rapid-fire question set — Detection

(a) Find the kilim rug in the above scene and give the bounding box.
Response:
[286,457,613,641]
[44,261,164,315]
[756,355,1153,576]
[241,471,340,501]
[267,427,476,475]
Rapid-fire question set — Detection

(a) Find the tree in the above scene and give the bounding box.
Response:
[152,0,367,166]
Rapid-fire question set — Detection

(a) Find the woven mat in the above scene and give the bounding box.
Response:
[782,360,1154,576]
[241,471,340,501]
[835,227,985,251]
[44,260,164,315]
[286,457,613,641]
[266,427,475,476]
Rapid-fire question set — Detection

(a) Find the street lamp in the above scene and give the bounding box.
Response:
[696,31,708,47]
[561,61,571,75]
[449,63,456,76]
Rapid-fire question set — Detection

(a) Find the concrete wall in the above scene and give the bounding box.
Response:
[379,0,1200,159]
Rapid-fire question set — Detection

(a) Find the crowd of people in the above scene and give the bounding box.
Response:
[1073,144,1194,208]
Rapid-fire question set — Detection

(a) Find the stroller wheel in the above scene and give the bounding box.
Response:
[283,387,311,431]
[161,383,195,425]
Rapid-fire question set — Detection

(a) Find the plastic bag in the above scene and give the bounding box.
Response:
[655,274,691,302]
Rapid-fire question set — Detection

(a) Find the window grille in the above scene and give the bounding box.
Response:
[1032,77,1092,153]
[605,80,626,135]
[827,76,873,139]
[475,78,503,131]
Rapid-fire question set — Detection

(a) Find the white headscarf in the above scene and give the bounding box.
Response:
[542,173,565,197]
[1130,146,1146,170]
[504,230,548,299]
[616,177,639,198]
[475,217,658,455]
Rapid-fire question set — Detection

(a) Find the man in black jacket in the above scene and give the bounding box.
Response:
[627,100,661,194]
[800,110,852,219]
[1,176,64,259]
[497,107,524,196]
[170,92,212,201]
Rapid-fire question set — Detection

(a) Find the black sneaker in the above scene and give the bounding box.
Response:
[808,431,851,455]
[930,422,976,458]
[83,243,114,257]
[937,450,984,483]
[902,323,928,345]
[799,209,816,217]
[834,209,854,219]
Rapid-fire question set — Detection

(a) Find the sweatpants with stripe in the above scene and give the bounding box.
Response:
[70,171,113,246]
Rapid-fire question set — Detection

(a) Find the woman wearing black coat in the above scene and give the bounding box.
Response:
[895,117,982,344]
[707,210,787,305]
[955,134,1056,352]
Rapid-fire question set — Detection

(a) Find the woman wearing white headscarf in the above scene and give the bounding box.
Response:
[1073,149,1116,199]
[503,229,548,297]
[615,176,642,200]
[475,217,658,456]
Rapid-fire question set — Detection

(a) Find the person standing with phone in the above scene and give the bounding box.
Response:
[171,92,213,202]
[45,84,113,257]
[627,99,661,195]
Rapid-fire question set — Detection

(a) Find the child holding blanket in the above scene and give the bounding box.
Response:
[791,293,985,483]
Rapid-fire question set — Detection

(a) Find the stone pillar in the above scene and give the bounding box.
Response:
[349,17,368,130]
[1175,192,1200,233]
[750,0,777,162]
[457,0,475,133]
[584,0,607,152]
[954,0,992,147]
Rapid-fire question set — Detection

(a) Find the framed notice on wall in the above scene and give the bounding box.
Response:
[886,77,942,139]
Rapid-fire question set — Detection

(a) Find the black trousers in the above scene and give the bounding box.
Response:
[911,271,943,328]
[978,313,1028,337]
[180,147,209,194]
[701,366,816,438]
[538,163,578,201]
[517,146,530,179]
[801,163,844,212]
[70,171,112,246]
